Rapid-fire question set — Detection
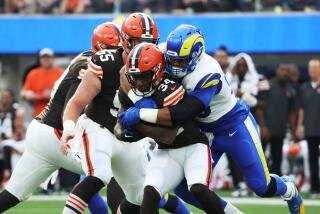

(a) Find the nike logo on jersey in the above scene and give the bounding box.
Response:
[124,133,133,138]
[229,130,237,137]
[170,85,177,91]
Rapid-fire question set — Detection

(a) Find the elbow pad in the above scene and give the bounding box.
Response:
[168,95,204,126]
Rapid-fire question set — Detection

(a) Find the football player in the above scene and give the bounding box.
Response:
[60,13,190,214]
[118,43,224,214]
[0,22,121,213]
[120,25,304,214]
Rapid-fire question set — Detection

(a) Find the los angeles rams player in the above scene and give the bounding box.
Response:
[120,25,304,214]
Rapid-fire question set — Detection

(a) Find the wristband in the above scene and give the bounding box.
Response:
[128,89,143,104]
[139,108,158,124]
[63,120,76,132]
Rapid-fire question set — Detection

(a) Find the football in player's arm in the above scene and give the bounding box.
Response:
[114,67,179,145]
[119,72,219,128]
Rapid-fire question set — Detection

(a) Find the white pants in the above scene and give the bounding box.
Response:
[76,115,148,205]
[144,143,212,197]
[5,119,83,201]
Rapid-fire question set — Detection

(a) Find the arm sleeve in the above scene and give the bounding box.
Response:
[168,94,205,126]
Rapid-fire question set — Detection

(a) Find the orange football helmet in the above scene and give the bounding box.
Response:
[92,22,121,52]
[121,13,159,54]
[125,43,164,96]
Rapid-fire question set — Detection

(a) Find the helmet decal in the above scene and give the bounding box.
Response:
[164,24,205,79]
[129,42,145,70]
[139,13,153,37]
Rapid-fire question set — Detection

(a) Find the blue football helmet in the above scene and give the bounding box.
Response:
[164,24,205,79]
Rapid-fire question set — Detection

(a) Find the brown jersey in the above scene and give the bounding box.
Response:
[84,48,124,132]
[118,74,208,149]
[37,50,93,130]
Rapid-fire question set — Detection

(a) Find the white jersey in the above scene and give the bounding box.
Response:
[182,53,237,123]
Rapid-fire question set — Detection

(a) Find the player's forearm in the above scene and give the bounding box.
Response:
[63,98,84,125]
[134,122,177,144]
[139,108,173,127]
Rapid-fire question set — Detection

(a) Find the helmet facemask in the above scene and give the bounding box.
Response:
[126,70,158,97]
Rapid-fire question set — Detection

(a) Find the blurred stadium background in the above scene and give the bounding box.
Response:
[1,0,320,213]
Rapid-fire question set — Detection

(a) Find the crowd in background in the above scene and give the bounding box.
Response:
[0,0,320,14]
[0,45,320,197]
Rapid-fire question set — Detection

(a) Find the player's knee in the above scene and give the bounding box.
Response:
[254,176,277,197]
[93,168,112,185]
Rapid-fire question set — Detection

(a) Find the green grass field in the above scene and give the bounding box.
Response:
[4,200,319,214]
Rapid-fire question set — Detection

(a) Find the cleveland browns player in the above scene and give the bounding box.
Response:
[60,13,190,214]
[117,43,224,214]
[0,22,120,213]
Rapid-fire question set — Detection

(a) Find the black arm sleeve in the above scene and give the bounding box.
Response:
[168,95,204,126]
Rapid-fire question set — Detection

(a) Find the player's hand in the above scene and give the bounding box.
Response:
[60,131,75,155]
[60,142,71,155]
[119,107,140,129]
[135,98,158,109]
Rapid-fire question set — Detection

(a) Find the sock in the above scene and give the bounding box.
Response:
[140,186,161,214]
[88,192,108,214]
[0,189,20,212]
[174,179,202,209]
[78,175,109,214]
[270,174,288,196]
[119,199,140,214]
[174,179,228,210]
[224,202,244,214]
[219,195,228,208]
[107,177,125,213]
[159,193,191,214]
[190,184,224,214]
[63,176,105,214]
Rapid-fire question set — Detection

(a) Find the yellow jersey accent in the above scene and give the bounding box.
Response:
[164,193,169,202]
[201,73,220,89]
[179,34,204,57]
[244,117,271,184]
